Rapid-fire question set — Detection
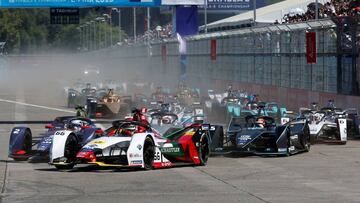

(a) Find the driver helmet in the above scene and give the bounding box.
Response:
[161,103,171,112]
[131,107,149,126]
[268,105,273,111]
[162,116,172,124]
[141,107,148,114]
[125,124,136,132]
[118,124,137,136]
[256,118,265,128]
[327,100,335,108]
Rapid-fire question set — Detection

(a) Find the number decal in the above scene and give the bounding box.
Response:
[154,152,160,161]
[13,129,20,134]
[55,131,65,136]
[153,148,163,163]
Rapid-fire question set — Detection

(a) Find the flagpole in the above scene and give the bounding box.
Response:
[253,0,256,25]
[204,0,208,33]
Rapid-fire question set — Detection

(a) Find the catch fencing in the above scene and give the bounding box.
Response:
[88,18,360,109]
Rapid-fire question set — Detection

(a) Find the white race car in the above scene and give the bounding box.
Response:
[49,120,212,170]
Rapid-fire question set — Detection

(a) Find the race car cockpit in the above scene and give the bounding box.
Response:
[245,115,276,129]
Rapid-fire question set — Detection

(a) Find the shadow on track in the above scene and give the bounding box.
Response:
[35,165,141,173]
[34,163,201,173]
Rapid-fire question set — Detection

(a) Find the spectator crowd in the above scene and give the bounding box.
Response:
[282,0,359,24]
[123,23,173,45]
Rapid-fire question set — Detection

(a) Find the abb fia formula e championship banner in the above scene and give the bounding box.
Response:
[162,0,203,5]
[0,0,160,7]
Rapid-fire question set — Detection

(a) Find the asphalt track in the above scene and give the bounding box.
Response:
[1,85,360,203]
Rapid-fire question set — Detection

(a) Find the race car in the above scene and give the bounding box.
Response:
[205,88,255,123]
[213,112,310,156]
[97,80,127,94]
[132,93,149,109]
[8,116,100,162]
[177,104,206,125]
[174,85,201,107]
[298,107,347,144]
[67,83,106,108]
[49,119,214,170]
[86,89,132,118]
[150,86,170,104]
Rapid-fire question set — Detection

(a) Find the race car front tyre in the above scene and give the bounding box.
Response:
[143,137,155,170]
[56,134,78,170]
[304,135,311,152]
[198,133,210,165]
[13,129,32,161]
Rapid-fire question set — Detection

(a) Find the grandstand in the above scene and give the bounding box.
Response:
[200,0,331,32]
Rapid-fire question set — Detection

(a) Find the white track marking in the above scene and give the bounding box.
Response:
[15,88,27,126]
[0,98,75,113]
[0,97,107,129]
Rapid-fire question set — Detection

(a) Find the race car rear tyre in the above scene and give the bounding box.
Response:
[309,134,316,145]
[284,132,291,157]
[304,134,311,152]
[198,133,210,165]
[57,134,78,170]
[143,137,155,170]
[303,125,311,152]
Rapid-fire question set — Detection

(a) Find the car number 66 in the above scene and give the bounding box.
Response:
[55,131,65,136]
[154,152,161,160]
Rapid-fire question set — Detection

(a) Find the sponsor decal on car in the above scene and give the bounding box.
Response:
[12,129,20,134]
[129,153,142,158]
[137,144,142,150]
[91,140,105,144]
[160,147,180,153]
[237,135,251,145]
[131,160,143,165]
[290,134,298,139]
[184,132,195,136]
[83,144,98,149]
[161,162,172,167]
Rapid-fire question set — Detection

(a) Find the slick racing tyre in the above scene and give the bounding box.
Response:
[143,137,155,170]
[13,129,32,161]
[55,134,78,170]
[198,133,210,165]
[303,126,311,152]
[284,132,291,157]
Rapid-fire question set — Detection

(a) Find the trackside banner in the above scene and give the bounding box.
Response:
[306,32,317,64]
[0,0,160,7]
[162,0,203,5]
